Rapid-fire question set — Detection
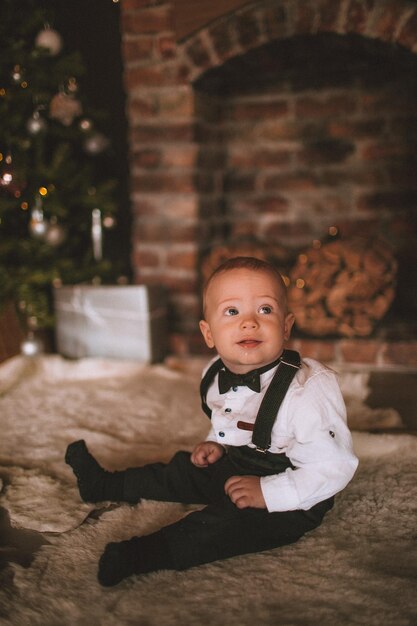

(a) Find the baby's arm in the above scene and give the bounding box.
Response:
[260,367,358,512]
[191,441,225,467]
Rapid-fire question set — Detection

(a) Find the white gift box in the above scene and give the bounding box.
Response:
[54,285,167,362]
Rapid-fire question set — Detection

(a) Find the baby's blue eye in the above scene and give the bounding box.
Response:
[259,305,273,314]
[225,307,239,316]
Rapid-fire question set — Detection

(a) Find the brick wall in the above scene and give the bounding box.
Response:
[196,58,417,249]
[120,0,417,363]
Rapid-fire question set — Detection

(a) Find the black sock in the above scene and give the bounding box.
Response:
[65,440,126,503]
[97,533,174,586]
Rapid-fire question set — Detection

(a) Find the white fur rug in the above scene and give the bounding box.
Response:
[0,355,416,626]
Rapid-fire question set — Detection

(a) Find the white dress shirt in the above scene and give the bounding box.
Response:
[204,357,359,513]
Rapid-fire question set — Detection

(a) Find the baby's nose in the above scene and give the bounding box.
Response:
[241,316,258,328]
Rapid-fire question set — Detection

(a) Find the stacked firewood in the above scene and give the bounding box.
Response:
[287,237,397,337]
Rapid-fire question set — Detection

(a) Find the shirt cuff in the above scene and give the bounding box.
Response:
[260,471,300,512]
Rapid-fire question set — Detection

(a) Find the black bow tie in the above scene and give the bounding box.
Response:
[217,356,283,394]
[218,369,261,394]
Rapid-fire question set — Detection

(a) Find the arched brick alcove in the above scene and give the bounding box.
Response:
[120,0,417,365]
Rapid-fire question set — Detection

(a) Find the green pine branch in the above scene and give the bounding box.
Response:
[0,0,127,329]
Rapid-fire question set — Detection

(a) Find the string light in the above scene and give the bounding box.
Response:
[12,65,22,82]
[39,186,48,196]
[79,118,93,131]
[103,215,115,228]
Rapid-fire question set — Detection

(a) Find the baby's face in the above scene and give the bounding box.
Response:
[199,268,294,374]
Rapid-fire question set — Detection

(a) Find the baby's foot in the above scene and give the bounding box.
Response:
[98,534,173,586]
[98,539,137,586]
[65,440,107,503]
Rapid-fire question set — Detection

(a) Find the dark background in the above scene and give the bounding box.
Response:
[50,0,131,274]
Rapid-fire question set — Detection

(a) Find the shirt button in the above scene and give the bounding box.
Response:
[329,430,335,438]
[225,408,232,413]
[232,386,238,392]
[219,431,225,437]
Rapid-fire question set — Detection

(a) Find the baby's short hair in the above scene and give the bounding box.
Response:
[203,256,288,313]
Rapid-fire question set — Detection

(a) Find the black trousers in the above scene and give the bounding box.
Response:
[122,449,334,571]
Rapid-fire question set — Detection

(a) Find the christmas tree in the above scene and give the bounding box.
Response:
[0,0,128,337]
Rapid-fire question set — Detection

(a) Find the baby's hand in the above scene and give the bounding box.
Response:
[224,475,266,509]
[191,441,225,467]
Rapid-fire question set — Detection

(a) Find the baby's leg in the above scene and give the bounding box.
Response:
[66,442,219,505]
[65,440,127,503]
[97,496,333,586]
[122,450,220,504]
[98,533,173,586]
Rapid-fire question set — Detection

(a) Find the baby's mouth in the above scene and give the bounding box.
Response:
[238,339,261,348]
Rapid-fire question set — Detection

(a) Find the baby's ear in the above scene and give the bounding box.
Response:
[199,320,215,348]
[284,312,295,340]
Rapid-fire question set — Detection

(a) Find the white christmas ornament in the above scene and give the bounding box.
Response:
[84,133,109,155]
[21,331,44,357]
[27,110,47,135]
[45,218,66,246]
[29,206,48,238]
[35,27,63,55]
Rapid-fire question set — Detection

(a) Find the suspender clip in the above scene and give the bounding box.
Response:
[255,446,269,454]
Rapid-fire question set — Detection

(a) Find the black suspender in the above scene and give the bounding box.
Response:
[200,357,224,418]
[199,349,301,452]
[252,350,301,452]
